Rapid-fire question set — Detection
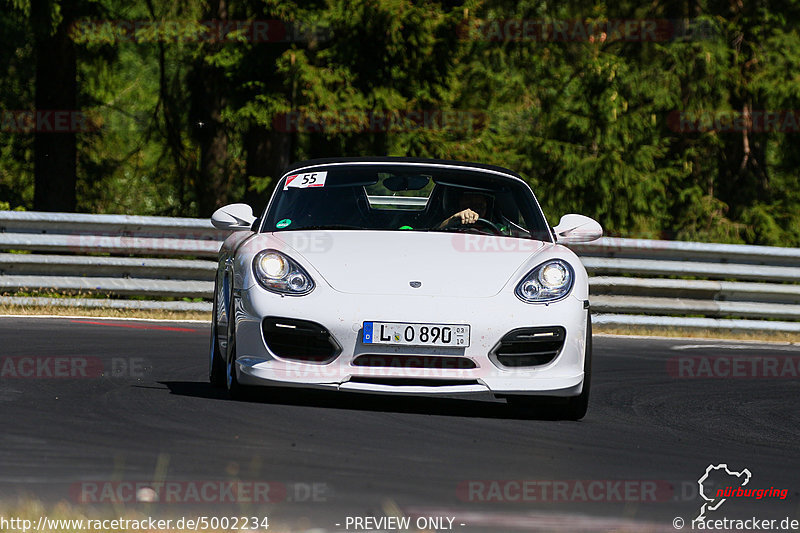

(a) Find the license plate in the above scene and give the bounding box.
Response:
[362,322,470,347]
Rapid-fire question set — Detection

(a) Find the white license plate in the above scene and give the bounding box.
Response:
[362,322,470,347]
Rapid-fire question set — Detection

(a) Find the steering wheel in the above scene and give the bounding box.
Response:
[472,217,504,235]
[445,216,503,235]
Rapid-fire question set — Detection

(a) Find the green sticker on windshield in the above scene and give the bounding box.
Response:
[399,225,414,230]
[276,218,292,229]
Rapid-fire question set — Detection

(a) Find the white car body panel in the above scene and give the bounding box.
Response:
[220,230,589,395]
[261,231,546,297]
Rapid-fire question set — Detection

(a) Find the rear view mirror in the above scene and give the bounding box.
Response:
[553,214,603,244]
[211,203,256,231]
[383,174,431,192]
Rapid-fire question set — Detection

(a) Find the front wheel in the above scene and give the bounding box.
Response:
[224,301,255,401]
[209,284,226,388]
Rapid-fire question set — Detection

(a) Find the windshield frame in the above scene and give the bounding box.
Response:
[257,160,553,243]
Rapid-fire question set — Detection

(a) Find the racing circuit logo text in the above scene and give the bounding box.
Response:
[715,485,788,500]
[689,463,792,529]
[667,356,800,378]
[457,479,673,503]
[70,480,328,504]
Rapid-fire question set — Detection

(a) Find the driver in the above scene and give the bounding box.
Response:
[439,191,491,228]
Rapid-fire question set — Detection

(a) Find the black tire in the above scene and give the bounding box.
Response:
[226,336,243,399]
[508,313,592,420]
[209,284,226,388]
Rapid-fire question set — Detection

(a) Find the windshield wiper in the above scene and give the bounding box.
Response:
[279,224,363,231]
[430,226,497,236]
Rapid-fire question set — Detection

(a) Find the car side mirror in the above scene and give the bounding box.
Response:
[211,203,256,231]
[553,214,603,244]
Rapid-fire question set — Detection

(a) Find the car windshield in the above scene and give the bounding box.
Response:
[261,163,552,241]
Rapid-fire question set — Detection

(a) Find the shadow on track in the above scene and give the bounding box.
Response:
[157,381,583,422]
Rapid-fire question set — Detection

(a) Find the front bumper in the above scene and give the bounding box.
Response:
[232,285,589,397]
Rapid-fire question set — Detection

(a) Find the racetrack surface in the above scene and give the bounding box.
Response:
[1,316,798,532]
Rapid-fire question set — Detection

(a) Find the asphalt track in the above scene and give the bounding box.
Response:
[1,316,799,532]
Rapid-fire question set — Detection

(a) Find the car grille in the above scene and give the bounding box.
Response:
[491,326,566,368]
[352,354,477,369]
[348,377,480,387]
[261,317,340,363]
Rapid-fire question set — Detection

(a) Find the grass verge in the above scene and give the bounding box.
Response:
[0,303,210,322]
[595,324,800,343]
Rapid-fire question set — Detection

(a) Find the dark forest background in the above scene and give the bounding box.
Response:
[2,0,800,245]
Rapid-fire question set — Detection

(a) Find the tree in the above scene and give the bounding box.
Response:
[30,0,79,211]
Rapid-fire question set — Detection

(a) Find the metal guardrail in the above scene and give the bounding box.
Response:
[570,237,800,265]
[0,210,219,311]
[0,210,225,257]
[1,210,799,332]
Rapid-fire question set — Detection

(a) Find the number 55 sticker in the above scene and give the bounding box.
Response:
[284,171,327,190]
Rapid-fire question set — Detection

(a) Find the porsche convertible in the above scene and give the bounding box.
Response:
[208,157,602,419]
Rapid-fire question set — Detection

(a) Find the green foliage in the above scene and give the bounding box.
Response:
[0,2,35,209]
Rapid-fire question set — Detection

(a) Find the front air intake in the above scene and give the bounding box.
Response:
[348,377,480,387]
[262,317,340,363]
[352,354,477,369]
[491,326,566,368]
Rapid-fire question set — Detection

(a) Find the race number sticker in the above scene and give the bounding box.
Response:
[284,171,327,190]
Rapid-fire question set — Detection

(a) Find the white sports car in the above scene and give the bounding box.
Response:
[209,157,602,419]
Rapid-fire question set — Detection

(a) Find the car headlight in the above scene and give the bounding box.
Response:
[253,250,314,295]
[515,259,574,303]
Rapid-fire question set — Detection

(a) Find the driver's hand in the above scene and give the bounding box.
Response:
[453,208,479,225]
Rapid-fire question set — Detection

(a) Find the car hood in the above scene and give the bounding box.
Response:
[272,230,548,297]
